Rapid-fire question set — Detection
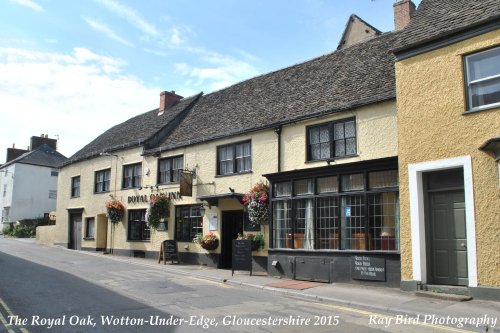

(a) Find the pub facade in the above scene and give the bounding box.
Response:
[50,9,403,286]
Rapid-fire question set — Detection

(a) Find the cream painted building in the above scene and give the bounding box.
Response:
[53,16,403,285]
[393,0,500,300]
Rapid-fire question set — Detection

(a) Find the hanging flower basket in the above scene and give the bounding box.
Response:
[242,181,271,225]
[147,194,170,229]
[194,232,219,251]
[105,198,125,224]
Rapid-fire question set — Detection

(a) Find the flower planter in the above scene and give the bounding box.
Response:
[250,240,260,251]
[200,239,219,251]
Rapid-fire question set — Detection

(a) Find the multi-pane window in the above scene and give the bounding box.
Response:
[307,118,356,161]
[175,206,203,242]
[122,163,141,189]
[465,46,500,111]
[85,217,95,238]
[217,141,251,175]
[71,176,80,198]
[158,156,183,184]
[95,169,111,193]
[271,170,399,252]
[128,210,150,241]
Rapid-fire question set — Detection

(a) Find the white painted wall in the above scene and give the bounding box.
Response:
[1,163,58,226]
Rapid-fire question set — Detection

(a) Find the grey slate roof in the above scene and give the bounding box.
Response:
[63,93,201,166]
[0,144,67,169]
[392,0,500,53]
[149,31,399,152]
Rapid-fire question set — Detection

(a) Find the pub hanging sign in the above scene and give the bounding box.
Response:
[128,191,182,204]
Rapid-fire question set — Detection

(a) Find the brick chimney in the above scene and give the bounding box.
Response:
[6,144,28,163]
[159,91,183,115]
[394,0,416,30]
[30,134,57,151]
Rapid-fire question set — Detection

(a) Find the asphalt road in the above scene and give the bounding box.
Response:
[0,238,478,333]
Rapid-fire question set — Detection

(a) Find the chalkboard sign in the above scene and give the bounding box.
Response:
[351,255,385,281]
[232,239,252,276]
[158,240,179,264]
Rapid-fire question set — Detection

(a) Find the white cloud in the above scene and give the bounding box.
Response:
[174,52,261,92]
[94,0,159,37]
[83,17,134,47]
[9,0,43,11]
[0,47,160,163]
[170,28,183,46]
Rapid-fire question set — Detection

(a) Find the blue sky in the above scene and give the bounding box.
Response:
[0,0,421,163]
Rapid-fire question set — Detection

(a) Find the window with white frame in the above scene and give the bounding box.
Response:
[95,169,111,193]
[122,163,142,189]
[158,156,183,184]
[217,141,251,175]
[465,46,500,111]
[71,176,80,198]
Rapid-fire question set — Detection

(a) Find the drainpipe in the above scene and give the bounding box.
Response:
[274,126,282,172]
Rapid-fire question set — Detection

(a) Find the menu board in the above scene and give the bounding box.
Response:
[232,239,252,276]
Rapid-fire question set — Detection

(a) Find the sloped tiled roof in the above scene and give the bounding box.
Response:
[149,31,399,152]
[0,144,67,169]
[63,93,201,166]
[393,0,500,53]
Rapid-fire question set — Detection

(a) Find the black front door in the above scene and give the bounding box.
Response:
[220,211,244,269]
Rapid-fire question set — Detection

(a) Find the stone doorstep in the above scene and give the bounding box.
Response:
[415,291,473,302]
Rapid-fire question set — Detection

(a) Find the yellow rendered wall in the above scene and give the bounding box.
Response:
[281,100,398,171]
[396,30,500,287]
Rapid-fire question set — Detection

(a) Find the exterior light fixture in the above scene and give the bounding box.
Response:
[199,204,206,216]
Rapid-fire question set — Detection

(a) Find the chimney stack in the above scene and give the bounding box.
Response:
[159,91,183,115]
[30,135,57,151]
[6,144,28,163]
[394,0,416,30]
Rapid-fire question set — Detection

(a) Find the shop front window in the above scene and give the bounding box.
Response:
[271,171,399,252]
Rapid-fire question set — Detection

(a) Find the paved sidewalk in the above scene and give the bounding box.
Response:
[73,248,500,333]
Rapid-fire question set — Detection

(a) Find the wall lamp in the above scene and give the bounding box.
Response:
[199,203,208,216]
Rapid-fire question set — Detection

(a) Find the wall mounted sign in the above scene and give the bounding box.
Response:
[351,255,386,281]
[180,172,193,197]
[209,213,218,231]
[128,191,182,204]
[345,207,351,217]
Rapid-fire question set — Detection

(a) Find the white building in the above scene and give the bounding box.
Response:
[0,136,67,229]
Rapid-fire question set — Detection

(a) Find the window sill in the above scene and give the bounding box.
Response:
[94,191,110,195]
[463,104,500,115]
[305,155,359,164]
[268,248,400,254]
[122,187,141,190]
[215,170,253,178]
[127,240,151,243]
[83,237,95,241]
[70,196,80,199]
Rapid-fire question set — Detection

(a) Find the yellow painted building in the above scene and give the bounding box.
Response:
[393,0,500,300]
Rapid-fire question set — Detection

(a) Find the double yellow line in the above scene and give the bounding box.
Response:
[0,297,29,333]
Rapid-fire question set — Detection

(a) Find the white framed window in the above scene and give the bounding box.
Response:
[465,46,500,111]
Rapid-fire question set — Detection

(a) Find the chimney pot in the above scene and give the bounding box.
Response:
[159,90,183,115]
[394,0,416,30]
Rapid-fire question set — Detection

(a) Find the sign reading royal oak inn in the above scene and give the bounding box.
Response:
[127,192,182,204]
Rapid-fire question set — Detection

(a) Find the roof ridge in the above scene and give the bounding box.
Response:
[201,30,397,100]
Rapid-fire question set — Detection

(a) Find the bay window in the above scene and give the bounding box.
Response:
[271,169,399,252]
